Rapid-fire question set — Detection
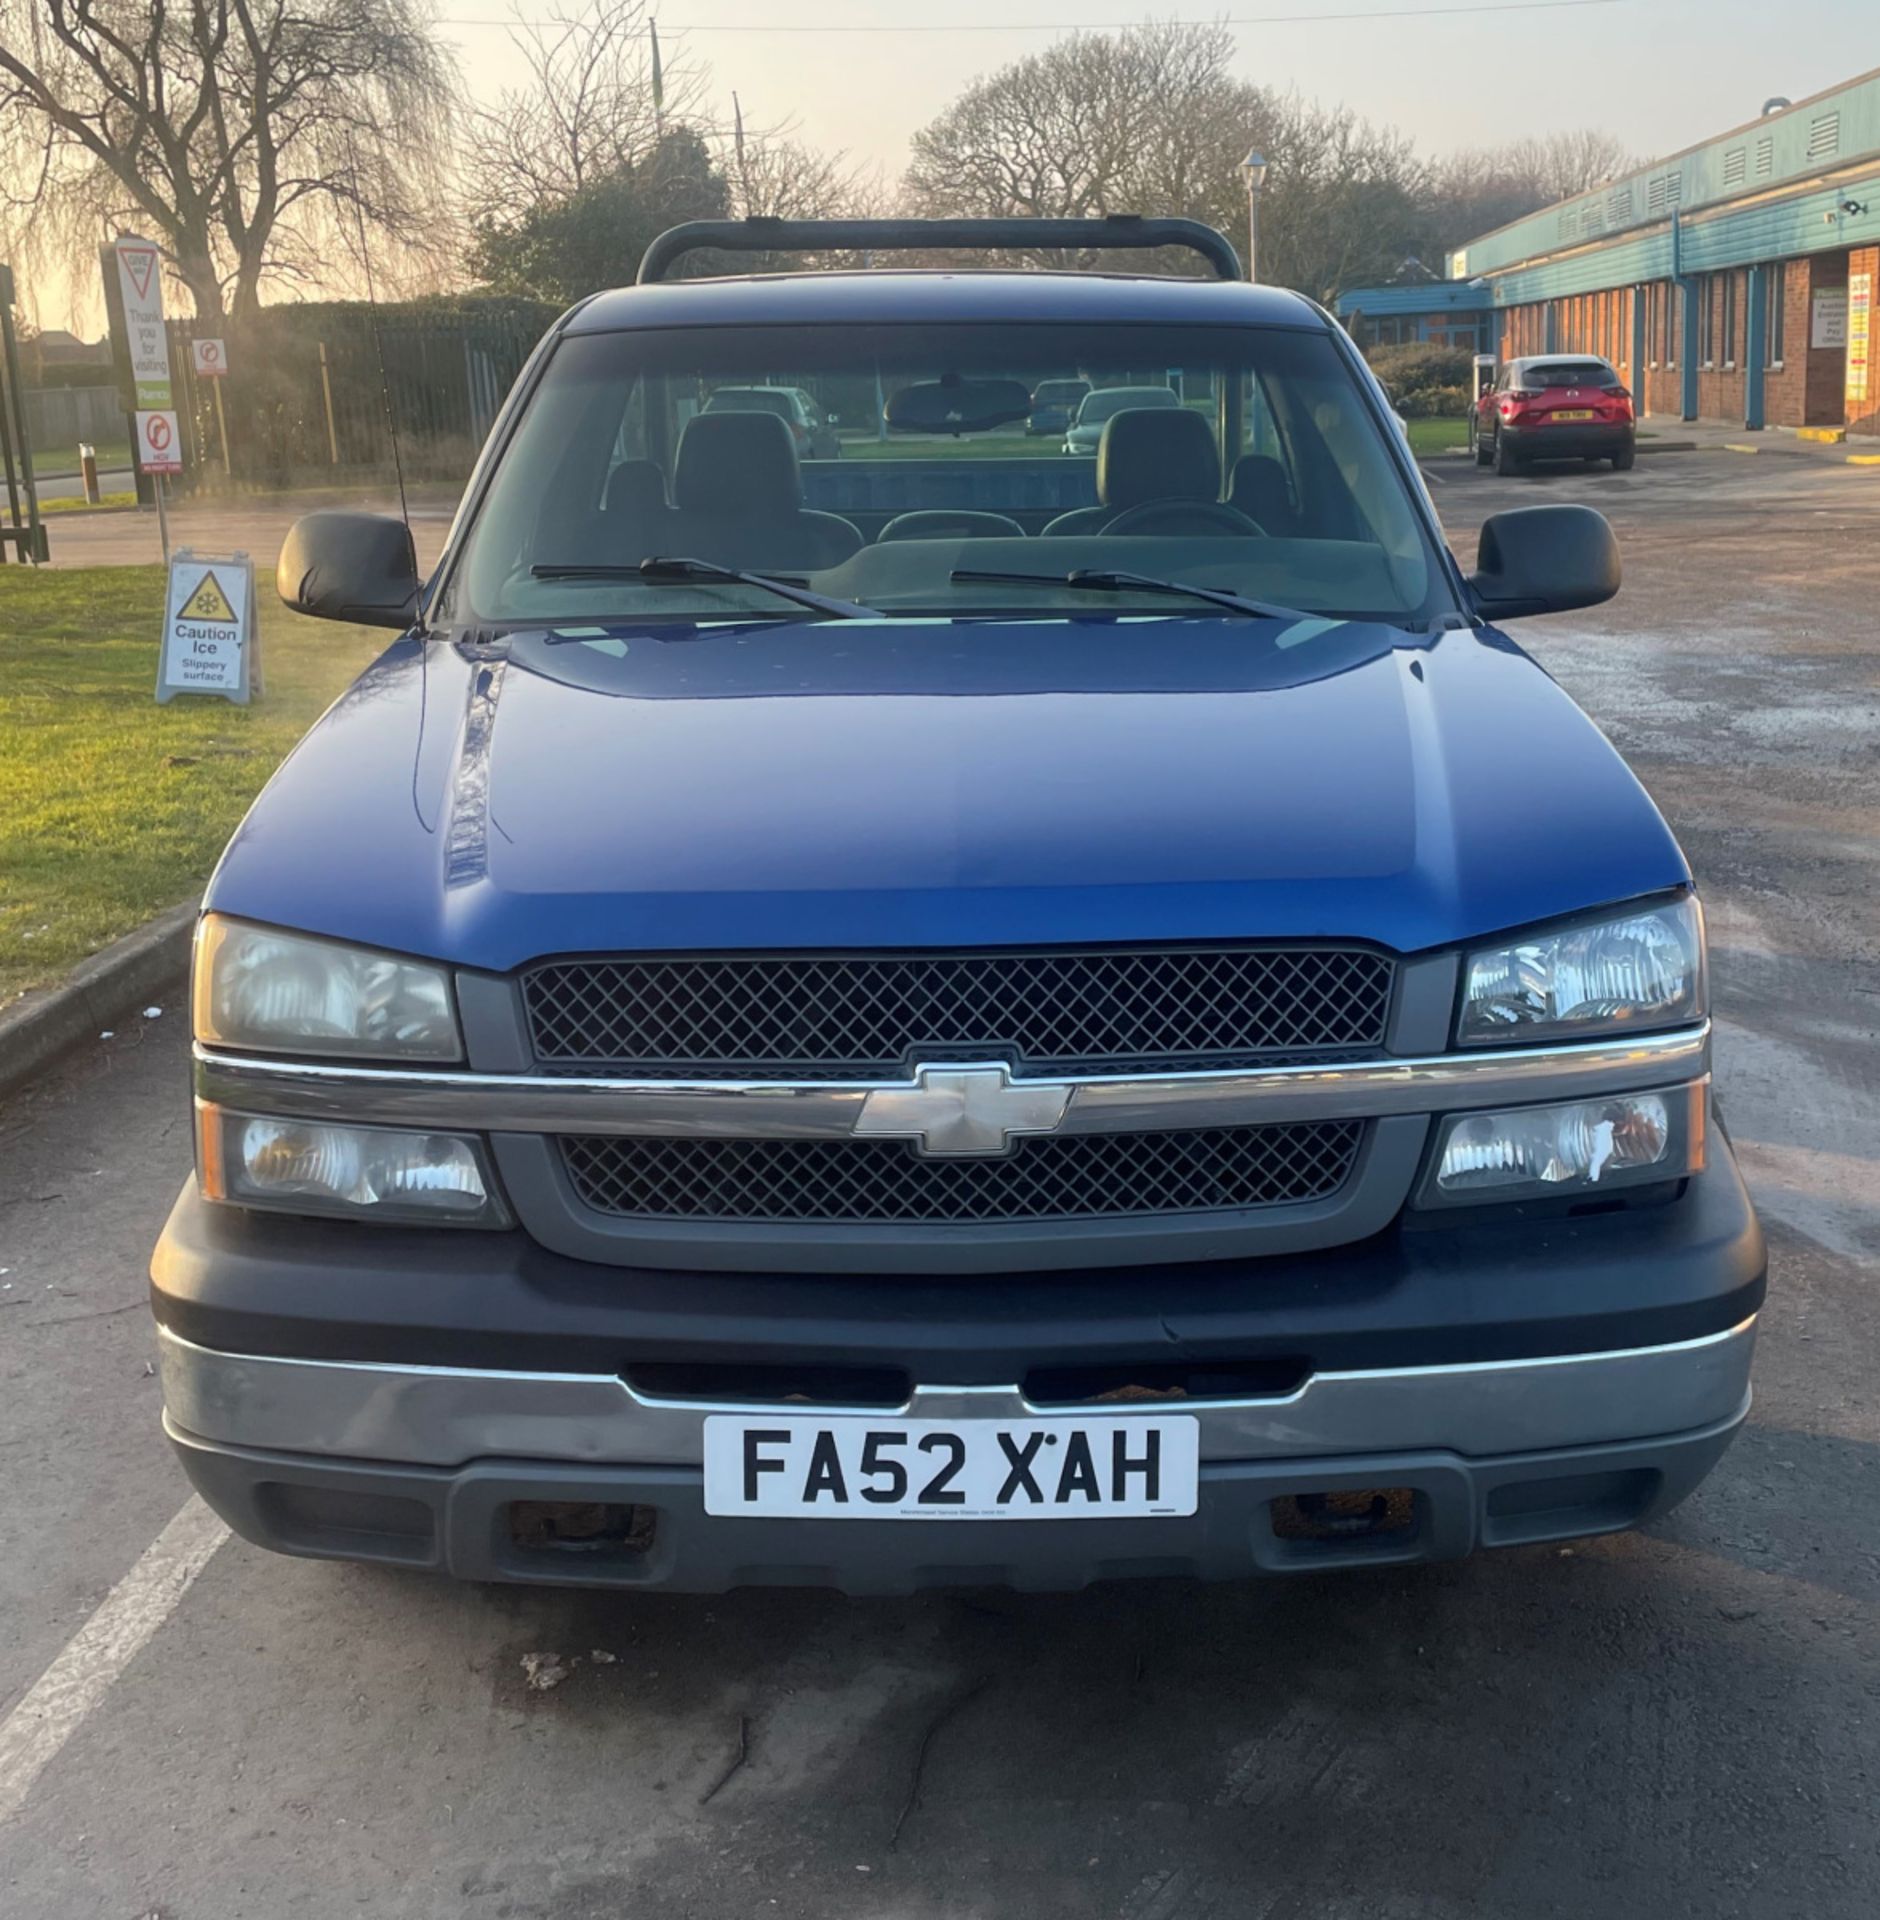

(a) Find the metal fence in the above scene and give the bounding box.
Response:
[22,384,122,458]
[162,303,556,496]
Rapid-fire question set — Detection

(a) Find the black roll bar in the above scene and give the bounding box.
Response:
[636,216,1244,285]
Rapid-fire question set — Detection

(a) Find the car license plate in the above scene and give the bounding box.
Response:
[1553,408,1596,420]
[703,1414,1200,1520]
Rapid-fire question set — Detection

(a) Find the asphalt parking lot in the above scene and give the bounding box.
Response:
[2,447,1877,1919]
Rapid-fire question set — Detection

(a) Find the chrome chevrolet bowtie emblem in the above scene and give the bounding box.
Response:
[853,1063,1071,1157]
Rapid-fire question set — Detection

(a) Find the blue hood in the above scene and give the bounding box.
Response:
[207,618,1688,967]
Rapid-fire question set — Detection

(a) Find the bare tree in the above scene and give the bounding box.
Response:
[1425,129,1637,255]
[1243,92,1427,301]
[905,23,1247,248]
[0,0,456,321]
[471,0,874,284]
[1510,129,1635,202]
[709,124,878,272]
[726,133,875,225]
[469,0,708,228]
[903,22,1423,296]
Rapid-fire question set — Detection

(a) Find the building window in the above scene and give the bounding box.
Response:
[1767,262,1786,366]
[1754,135,1774,178]
[1699,276,1715,366]
[1660,281,1678,366]
[1808,111,1841,161]
[1721,273,1737,367]
[1723,147,1746,188]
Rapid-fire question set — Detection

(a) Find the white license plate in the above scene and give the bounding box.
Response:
[703,1414,1199,1520]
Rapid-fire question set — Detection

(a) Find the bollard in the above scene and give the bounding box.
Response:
[79,441,100,504]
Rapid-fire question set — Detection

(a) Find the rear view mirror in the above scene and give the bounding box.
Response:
[1469,505,1620,620]
[885,377,1034,436]
[277,511,421,629]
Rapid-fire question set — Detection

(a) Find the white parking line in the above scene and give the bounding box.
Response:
[0,1496,228,1824]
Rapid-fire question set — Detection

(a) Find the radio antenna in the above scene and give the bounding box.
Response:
[345,134,410,534]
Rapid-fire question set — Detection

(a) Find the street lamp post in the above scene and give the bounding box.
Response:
[1239,149,1268,285]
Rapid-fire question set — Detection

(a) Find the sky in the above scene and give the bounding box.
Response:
[441,0,1871,183]
[23,0,1878,330]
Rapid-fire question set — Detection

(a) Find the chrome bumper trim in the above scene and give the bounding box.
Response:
[157,1315,1756,1471]
[193,1024,1711,1143]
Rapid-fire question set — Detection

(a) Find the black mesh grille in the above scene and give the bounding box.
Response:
[523,947,1394,1079]
[559,1122,1364,1225]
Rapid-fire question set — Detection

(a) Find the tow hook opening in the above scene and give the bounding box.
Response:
[1271,1487,1418,1546]
[508,1501,657,1558]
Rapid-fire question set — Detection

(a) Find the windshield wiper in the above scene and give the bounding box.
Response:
[531,555,879,620]
[951,567,1318,624]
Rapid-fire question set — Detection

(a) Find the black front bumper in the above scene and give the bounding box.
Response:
[151,1152,1764,1591]
[150,1152,1766,1384]
[168,1413,1746,1593]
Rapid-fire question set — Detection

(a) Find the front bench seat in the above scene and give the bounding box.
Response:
[659,413,862,572]
[1043,408,1225,536]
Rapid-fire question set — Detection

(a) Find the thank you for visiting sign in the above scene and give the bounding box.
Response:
[157,552,257,705]
[113,236,173,408]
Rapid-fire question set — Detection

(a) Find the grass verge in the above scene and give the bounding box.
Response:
[39,491,139,516]
[31,441,133,478]
[0,565,384,1001]
[1402,417,1470,457]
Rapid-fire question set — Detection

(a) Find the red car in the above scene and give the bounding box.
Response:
[1471,355,1636,474]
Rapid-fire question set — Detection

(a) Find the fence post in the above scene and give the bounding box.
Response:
[318,340,340,464]
[212,377,232,475]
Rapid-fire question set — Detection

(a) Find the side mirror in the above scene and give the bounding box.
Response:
[277,511,421,629]
[1469,504,1620,620]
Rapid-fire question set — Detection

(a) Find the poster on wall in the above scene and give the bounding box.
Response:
[1848,273,1872,405]
[1812,286,1848,349]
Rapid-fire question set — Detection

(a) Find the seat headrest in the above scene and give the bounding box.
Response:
[673,412,803,516]
[603,459,668,519]
[1097,408,1220,509]
[1228,453,1294,525]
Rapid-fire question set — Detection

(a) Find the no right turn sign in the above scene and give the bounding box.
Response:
[136,409,182,474]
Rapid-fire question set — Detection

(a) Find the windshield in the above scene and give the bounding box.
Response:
[443,318,1450,629]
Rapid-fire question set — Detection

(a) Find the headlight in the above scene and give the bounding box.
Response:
[1419,1082,1705,1207]
[194,915,461,1061]
[1457,897,1704,1046]
[197,1104,509,1227]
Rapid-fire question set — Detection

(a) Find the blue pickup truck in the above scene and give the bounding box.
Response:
[151,218,1762,1592]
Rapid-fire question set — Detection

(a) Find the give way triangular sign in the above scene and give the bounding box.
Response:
[120,243,158,302]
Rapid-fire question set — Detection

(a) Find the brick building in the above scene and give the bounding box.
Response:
[1333,277,1495,352]
[1450,69,1880,435]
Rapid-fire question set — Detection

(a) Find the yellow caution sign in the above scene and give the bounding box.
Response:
[176,569,239,623]
[158,552,256,705]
